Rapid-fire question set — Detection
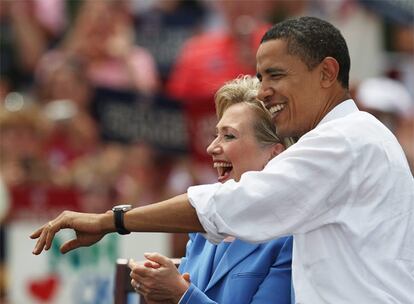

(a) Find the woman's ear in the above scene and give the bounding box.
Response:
[270,143,285,160]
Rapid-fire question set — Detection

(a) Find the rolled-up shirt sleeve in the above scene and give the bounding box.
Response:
[188,123,356,244]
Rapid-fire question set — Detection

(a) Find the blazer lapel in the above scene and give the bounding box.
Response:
[205,240,259,292]
[187,241,217,291]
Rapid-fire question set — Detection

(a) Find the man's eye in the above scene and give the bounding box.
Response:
[271,73,284,79]
[224,134,236,140]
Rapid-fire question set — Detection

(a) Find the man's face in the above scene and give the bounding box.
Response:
[256,39,325,138]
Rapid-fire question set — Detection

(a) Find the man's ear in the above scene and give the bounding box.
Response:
[320,57,339,88]
[270,143,285,160]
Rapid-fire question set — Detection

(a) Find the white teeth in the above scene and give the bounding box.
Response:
[213,162,232,168]
[214,162,233,178]
[269,104,285,114]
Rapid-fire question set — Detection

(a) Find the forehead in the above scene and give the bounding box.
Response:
[217,103,256,129]
[256,39,304,72]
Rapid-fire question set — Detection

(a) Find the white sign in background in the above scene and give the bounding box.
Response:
[7,222,171,304]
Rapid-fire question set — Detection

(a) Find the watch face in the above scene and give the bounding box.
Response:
[113,204,132,212]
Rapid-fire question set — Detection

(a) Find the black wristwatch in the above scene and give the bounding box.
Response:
[112,204,132,235]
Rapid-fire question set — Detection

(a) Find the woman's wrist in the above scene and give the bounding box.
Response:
[174,279,191,303]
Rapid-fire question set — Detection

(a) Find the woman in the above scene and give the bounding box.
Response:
[129,75,293,304]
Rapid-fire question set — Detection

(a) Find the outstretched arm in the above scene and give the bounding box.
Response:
[123,194,204,233]
[30,194,204,255]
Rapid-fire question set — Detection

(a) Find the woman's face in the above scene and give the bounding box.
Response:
[207,103,282,183]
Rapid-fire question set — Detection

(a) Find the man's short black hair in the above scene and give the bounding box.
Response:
[261,16,350,89]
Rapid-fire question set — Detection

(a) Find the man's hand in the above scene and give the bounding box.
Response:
[129,253,190,303]
[30,210,113,255]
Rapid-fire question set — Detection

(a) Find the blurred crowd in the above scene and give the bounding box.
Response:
[0,0,413,301]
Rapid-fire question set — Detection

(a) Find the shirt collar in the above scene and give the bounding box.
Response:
[318,99,359,126]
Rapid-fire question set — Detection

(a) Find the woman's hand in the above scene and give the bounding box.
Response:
[30,210,113,255]
[129,253,190,303]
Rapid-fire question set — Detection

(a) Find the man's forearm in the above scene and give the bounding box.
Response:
[101,194,205,233]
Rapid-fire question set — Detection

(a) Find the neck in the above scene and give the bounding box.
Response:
[326,89,351,114]
[297,88,351,139]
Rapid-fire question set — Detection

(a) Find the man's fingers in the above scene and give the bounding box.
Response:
[32,224,50,255]
[31,214,64,253]
[30,226,43,239]
[60,239,80,254]
[44,223,59,251]
[32,238,45,255]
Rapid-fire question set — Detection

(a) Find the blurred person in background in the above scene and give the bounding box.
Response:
[115,143,175,207]
[133,0,208,87]
[114,142,193,257]
[0,98,82,222]
[0,175,10,302]
[0,101,50,188]
[37,0,159,94]
[0,0,65,98]
[130,75,293,304]
[34,56,99,179]
[68,143,125,214]
[355,76,414,174]
[166,0,273,166]
[358,0,414,99]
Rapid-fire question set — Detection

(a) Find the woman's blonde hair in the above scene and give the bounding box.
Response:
[214,75,281,147]
[215,75,296,147]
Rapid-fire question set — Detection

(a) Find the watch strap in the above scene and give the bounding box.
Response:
[114,209,130,235]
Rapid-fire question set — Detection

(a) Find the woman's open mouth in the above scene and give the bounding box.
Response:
[214,161,233,183]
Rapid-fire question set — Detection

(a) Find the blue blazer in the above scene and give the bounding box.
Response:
[178,233,292,304]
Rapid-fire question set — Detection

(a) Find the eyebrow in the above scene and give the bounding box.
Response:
[217,126,231,132]
[216,125,237,133]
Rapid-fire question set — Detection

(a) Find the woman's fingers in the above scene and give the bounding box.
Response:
[144,260,161,269]
[128,259,138,269]
[130,264,149,280]
[182,272,191,283]
[144,252,172,267]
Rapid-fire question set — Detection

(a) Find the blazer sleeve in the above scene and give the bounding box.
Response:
[250,237,293,304]
[179,283,219,304]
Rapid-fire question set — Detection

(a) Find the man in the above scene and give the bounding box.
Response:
[32,17,414,303]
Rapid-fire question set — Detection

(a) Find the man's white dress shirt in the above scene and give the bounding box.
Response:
[188,100,414,303]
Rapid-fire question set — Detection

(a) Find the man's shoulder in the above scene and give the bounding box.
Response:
[313,110,391,141]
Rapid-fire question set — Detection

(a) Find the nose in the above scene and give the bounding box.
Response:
[258,83,273,105]
[206,138,222,156]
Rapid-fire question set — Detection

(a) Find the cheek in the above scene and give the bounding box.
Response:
[239,148,269,172]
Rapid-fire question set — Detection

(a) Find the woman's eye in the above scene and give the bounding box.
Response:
[224,134,236,140]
